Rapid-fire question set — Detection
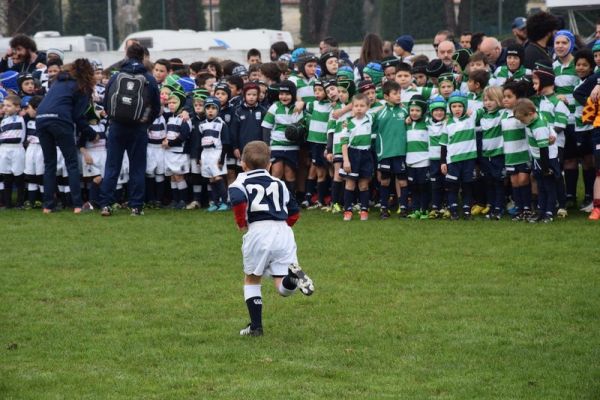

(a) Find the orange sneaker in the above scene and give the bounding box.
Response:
[588,207,600,220]
[343,211,352,221]
[360,210,369,221]
[42,208,53,214]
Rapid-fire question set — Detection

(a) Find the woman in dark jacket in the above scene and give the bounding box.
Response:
[36,58,95,213]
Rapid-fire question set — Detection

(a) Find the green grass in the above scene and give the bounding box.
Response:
[1,209,599,399]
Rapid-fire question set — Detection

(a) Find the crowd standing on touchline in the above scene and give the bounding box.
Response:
[2,11,600,223]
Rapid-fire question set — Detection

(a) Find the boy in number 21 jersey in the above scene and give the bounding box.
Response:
[228,141,315,337]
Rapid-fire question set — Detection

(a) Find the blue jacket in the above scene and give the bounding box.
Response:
[103,59,161,125]
[230,102,267,152]
[36,72,92,135]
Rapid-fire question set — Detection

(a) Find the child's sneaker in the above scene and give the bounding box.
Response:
[207,202,218,212]
[380,209,390,220]
[352,203,361,212]
[580,201,594,213]
[528,213,543,223]
[174,200,187,209]
[471,204,483,215]
[217,203,230,211]
[331,203,343,214]
[556,208,568,218]
[307,201,323,210]
[396,207,408,218]
[343,211,353,221]
[288,263,314,296]
[100,206,112,217]
[450,212,460,220]
[23,200,32,210]
[240,323,263,337]
[428,209,440,219]
[419,211,429,220]
[130,207,144,216]
[360,210,369,221]
[300,199,310,208]
[441,208,452,219]
[463,211,472,220]
[589,207,600,220]
[407,210,421,219]
[480,205,490,215]
[542,214,554,223]
[321,204,332,212]
[186,200,200,210]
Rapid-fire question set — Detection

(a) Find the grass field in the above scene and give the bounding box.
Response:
[1,208,599,399]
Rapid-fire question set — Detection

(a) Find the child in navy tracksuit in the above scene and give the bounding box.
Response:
[231,82,267,164]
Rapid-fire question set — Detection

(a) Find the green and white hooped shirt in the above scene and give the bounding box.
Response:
[262,101,304,151]
[306,100,332,144]
[440,113,478,163]
[526,114,558,160]
[501,109,530,166]
[553,58,579,125]
[340,114,374,151]
[406,119,429,167]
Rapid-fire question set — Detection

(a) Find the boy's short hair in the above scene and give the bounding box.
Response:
[46,58,63,69]
[382,80,401,95]
[468,69,489,88]
[4,94,21,106]
[195,72,215,87]
[27,95,43,109]
[503,78,531,99]
[395,62,412,73]
[469,51,488,65]
[189,61,204,73]
[154,58,171,71]
[248,63,261,73]
[352,93,368,104]
[227,75,244,91]
[247,48,261,59]
[242,141,271,170]
[126,43,145,61]
[513,98,537,118]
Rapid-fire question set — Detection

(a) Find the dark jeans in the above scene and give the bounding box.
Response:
[38,122,82,209]
[100,122,148,208]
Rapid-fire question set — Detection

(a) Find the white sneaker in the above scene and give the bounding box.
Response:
[580,202,594,213]
[239,323,263,337]
[186,200,200,210]
[557,208,568,218]
[288,264,314,296]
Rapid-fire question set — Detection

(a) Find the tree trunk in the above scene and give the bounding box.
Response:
[166,0,177,29]
[317,0,337,40]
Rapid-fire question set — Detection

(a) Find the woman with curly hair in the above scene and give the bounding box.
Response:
[36,58,96,213]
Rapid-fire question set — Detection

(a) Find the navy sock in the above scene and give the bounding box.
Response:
[556,174,566,208]
[156,180,165,205]
[245,297,262,330]
[216,179,227,204]
[564,168,578,201]
[145,178,155,202]
[512,185,522,211]
[332,181,343,205]
[344,189,354,211]
[520,185,531,211]
[282,275,297,290]
[583,168,595,201]
[27,188,37,204]
[305,179,316,202]
[359,189,369,211]
[379,184,390,209]
[411,183,421,211]
[399,186,408,209]
[317,180,328,204]
[89,183,100,206]
[285,181,296,200]
[462,182,473,213]
[447,184,458,213]
[179,188,188,203]
[209,182,220,204]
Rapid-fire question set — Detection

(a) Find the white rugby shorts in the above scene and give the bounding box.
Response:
[0,144,25,175]
[24,143,44,176]
[242,220,298,277]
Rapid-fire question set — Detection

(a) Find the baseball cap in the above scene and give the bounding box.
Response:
[512,17,526,30]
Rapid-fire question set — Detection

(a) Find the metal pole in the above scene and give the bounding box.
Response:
[161,0,166,29]
[58,0,63,33]
[209,0,213,31]
[498,0,503,36]
[108,0,113,50]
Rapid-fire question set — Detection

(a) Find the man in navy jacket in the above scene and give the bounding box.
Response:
[99,43,161,216]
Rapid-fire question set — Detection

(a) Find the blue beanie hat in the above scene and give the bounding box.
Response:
[0,71,19,93]
[204,96,221,111]
[395,35,414,53]
[554,30,575,54]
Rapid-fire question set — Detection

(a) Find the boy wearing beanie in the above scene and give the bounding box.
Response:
[394,35,415,65]
[491,44,531,87]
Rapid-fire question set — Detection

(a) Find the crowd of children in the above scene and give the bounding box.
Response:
[2,29,600,223]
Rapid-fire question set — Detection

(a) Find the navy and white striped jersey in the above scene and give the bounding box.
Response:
[85,122,108,149]
[165,115,191,152]
[0,115,26,144]
[229,169,299,224]
[148,115,167,144]
[25,118,39,144]
[198,116,230,150]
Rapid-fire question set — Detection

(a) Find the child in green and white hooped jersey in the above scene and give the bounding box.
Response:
[426,96,447,219]
[437,73,455,103]
[572,49,597,209]
[288,53,318,105]
[467,69,489,114]
[261,80,304,197]
[440,91,478,220]
[501,79,532,220]
[476,86,505,219]
[303,79,333,209]
[363,62,384,100]
[341,94,374,221]
[531,65,569,216]
[405,95,430,219]
[325,80,352,213]
[490,44,531,87]
[514,98,560,223]
[553,30,581,210]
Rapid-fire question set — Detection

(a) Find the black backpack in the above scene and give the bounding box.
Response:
[106,72,152,124]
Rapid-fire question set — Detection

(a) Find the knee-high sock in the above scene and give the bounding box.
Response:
[359,189,369,211]
[461,182,473,212]
[344,188,355,211]
[583,168,595,201]
[332,180,343,205]
[89,182,100,205]
[285,181,296,200]
[447,182,459,213]
[556,173,566,208]
[317,180,328,205]
[520,185,531,211]
[2,174,13,207]
[155,175,165,205]
[398,186,408,209]
[305,178,316,203]
[145,177,156,203]
[244,285,262,330]
[564,168,578,201]
[379,184,390,209]
[177,180,188,203]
